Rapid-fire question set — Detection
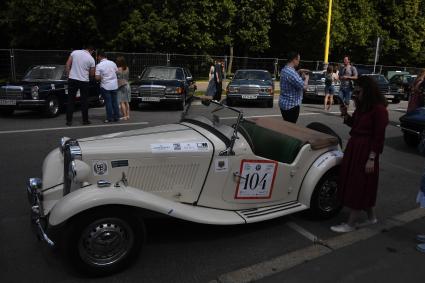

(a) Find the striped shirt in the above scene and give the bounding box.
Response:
[279,65,304,110]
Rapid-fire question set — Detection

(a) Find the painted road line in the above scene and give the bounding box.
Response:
[0,121,149,135]
[286,221,319,243]
[214,208,425,283]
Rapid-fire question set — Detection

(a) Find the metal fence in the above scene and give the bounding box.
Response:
[0,49,423,82]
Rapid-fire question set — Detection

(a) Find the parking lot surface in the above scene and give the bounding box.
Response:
[0,99,423,283]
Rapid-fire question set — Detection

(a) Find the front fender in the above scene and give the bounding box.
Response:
[298,150,343,207]
[48,185,244,226]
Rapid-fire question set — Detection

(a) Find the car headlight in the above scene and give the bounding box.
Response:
[130,85,139,94]
[260,87,273,94]
[165,86,183,94]
[307,86,315,92]
[31,86,39,99]
[69,159,90,183]
[397,88,404,93]
[227,86,239,93]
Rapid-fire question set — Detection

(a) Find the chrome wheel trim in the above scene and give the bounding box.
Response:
[318,178,338,213]
[78,218,134,267]
[48,98,59,115]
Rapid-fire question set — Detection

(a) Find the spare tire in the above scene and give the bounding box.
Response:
[306,122,343,148]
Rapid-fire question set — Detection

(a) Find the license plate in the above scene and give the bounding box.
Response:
[0,99,16,105]
[241,95,258,99]
[141,97,160,102]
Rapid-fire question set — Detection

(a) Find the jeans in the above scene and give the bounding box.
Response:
[67,79,89,123]
[280,105,300,123]
[339,87,352,106]
[101,88,119,121]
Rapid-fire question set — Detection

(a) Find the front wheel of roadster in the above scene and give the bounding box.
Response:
[64,208,144,276]
[309,168,342,220]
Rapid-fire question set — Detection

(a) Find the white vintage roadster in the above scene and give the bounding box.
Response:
[27,97,343,274]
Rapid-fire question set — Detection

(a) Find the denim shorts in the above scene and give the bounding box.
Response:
[324,85,335,95]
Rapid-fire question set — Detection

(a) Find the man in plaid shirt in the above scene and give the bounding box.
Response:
[279,52,309,123]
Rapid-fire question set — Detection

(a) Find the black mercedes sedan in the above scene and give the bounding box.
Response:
[226,69,274,107]
[0,65,101,117]
[130,66,196,110]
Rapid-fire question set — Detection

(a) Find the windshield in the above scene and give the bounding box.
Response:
[142,67,184,80]
[370,75,388,84]
[181,98,242,147]
[234,70,272,81]
[310,72,325,81]
[23,65,65,81]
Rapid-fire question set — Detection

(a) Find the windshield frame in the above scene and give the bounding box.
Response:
[181,97,243,156]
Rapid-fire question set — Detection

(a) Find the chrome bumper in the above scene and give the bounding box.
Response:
[27,178,55,247]
[397,124,420,135]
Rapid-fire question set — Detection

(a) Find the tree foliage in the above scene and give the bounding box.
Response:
[2,0,425,66]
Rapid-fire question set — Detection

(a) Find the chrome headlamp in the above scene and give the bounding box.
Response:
[60,137,71,154]
[31,86,39,99]
[63,139,82,195]
[69,159,90,184]
[228,86,239,93]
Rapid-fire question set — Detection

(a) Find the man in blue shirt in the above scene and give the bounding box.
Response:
[279,52,309,123]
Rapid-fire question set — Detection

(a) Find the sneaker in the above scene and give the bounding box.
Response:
[66,121,72,126]
[417,234,425,243]
[357,218,378,228]
[82,120,91,125]
[330,223,356,233]
[416,243,425,253]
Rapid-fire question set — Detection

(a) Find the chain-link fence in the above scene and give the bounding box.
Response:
[0,49,423,82]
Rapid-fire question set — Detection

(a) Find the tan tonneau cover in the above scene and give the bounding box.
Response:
[247,117,338,150]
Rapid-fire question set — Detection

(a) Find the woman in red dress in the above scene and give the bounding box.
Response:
[331,75,389,233]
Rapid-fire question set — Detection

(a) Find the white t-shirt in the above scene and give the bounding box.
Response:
[68,50,95,82]
[95,59,118,90]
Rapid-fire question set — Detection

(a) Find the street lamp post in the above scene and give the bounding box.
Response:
[324,0,333,64]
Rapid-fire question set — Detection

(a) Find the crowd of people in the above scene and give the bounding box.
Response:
[279,51,425,253]
[65,46,132,126]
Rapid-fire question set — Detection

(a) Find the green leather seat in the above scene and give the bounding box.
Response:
[239,119,303,164]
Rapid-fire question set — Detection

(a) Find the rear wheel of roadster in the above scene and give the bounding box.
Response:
[309,168,342,219]
[64,208,144,275]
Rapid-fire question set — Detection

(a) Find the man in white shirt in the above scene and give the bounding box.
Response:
[65,45,95,126]
[95,51,119,122]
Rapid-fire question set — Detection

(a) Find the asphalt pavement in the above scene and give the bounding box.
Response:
[0,98,424,283]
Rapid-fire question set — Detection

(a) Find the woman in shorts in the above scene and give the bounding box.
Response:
[324,65,337,111]
[116,56,131,120]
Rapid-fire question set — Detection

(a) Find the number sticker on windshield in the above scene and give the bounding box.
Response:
[235,160,278,199]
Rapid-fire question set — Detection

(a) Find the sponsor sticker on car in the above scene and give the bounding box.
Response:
[151,142,209,153]
[235,160,278,199]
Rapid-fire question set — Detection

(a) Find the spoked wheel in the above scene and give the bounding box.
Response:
[309,168,342,219]
[45,96,60,117]
[65,209,144,275]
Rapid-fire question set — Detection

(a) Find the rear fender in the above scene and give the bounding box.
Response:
[298,150,343,207]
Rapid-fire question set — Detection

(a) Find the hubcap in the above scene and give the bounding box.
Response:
[318,178,338,212]
[49,99,59,114]
[78,218,134,267]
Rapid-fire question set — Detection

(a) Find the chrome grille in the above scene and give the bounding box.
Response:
[0,86,24,99]
[139,85,165,96]
[240,85,260,95]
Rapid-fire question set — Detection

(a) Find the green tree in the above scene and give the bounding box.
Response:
[233,0,274,56]
[5,0,99,49]
[377,0,425,66]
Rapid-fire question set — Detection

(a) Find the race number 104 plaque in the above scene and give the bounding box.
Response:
[235,159,278,199]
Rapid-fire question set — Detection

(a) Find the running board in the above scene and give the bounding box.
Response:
[236,201,308,223]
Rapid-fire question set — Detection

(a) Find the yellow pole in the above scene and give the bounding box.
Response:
[324,0,333,64]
